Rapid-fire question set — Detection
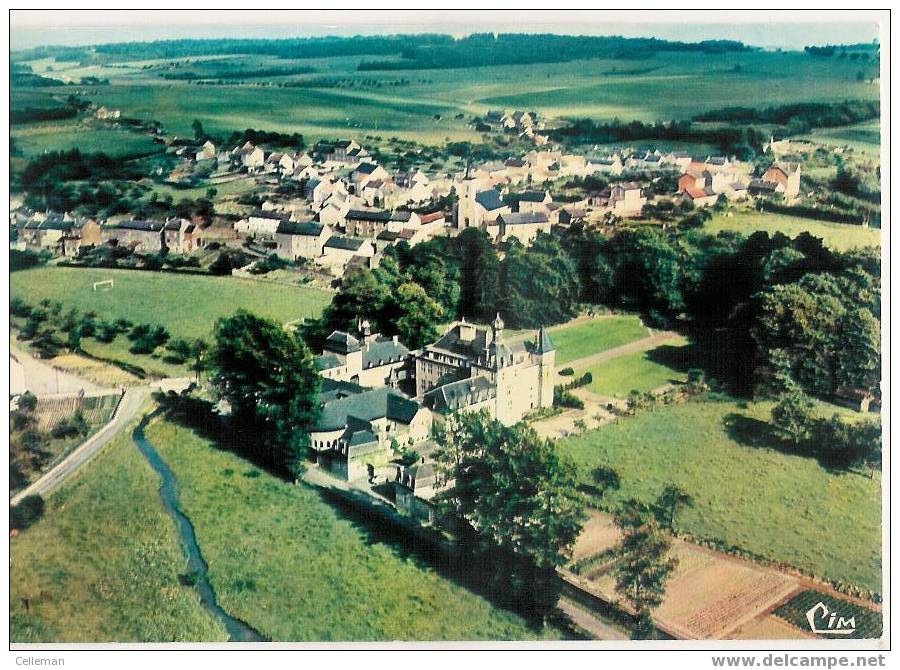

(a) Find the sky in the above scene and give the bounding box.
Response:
[9,10,882,52]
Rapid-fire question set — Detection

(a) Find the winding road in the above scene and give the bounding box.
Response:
[11,386,151,505]
[10,344,194,506]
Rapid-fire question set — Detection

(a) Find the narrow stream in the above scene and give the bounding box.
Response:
[132,413,266,642]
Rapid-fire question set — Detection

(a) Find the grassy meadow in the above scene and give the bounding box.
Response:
[705,211,881,252]
[550,315,650,365]
[11,266,332,340]
[558,397,881,591]
[580,334,693,397]
[10,414,228,642]
[11,121,163,159]
[145,417,557,641]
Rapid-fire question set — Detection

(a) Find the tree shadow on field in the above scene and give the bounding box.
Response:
[722,411,859,473]
[642,327,755,396]
[722,412,812,459]
[153,390,584,636]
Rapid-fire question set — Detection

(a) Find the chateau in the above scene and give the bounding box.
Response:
[309,315,556,486]
[416,314,555,426]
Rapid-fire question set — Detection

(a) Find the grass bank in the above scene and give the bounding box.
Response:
[146,418,558,641]
[10,414,227,642]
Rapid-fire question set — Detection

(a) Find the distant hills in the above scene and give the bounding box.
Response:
[13,32,749,69]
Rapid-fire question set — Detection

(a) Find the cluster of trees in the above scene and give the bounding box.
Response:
[9,390,91,494]
[693,100,879,132]
[554,100,878,159]
[161,65,315,81]
[65,245,202,273]
[10,249,51,272]
[126,323,170,354]
[804,44,878,59]
[432,410,585,624]
[550,118,766,159]
[751,263,880,398]
[300,253,446,350]
[17,149,153,216]
[10,392,48,492]
[303,224,879,400]
[302,229,582,350]
[11,296,182,364]
[209,310,320,477]
[224,128,305,150]
[11,105,78,124]
[10,93,92,125]
[90,35,426,61]
[558,224,879,397]
[20,149,142,192]
[10,62,65,88]
[133,190,216,222]
[772,389,881,475]
[358,33,746,71]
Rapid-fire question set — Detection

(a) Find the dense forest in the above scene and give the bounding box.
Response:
[357,33,747,70]
[13,33,748,69]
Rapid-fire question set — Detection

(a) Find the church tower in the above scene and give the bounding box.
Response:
[455,163,479,230]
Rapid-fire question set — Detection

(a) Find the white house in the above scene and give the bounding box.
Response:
[275,221,333,261]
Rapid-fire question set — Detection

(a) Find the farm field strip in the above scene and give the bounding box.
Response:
[11,267,333,340]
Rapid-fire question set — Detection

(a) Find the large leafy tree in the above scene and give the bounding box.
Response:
[433,410,586,623]
[836,307,881,393]
[457,228,501,319]
[210,310,320,477]
[611,500,678,639]
[500,233,580,328]
[301,259,444,350]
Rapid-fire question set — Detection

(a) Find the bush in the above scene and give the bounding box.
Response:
[554,388,585,409]
[559,367,575,376]
[17,391,38,413]
[11,494,45,531]
[51,411,89,439]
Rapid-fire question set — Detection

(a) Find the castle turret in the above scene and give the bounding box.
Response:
[535,325,556,409]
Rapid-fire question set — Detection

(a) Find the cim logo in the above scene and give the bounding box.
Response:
[806,601,857,636]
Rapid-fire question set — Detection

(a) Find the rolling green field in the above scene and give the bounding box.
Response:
[11,267,332,340]
[12,121,163,159]
[705,211,882,252]
[10,415,228,642]
[551,315,650,365]
[12,48,879,147]
[798,120,881,157]
[558,397,882,591]
[580,335,692,397]
[146,417,557,641]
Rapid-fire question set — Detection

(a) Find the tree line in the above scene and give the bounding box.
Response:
[552,100,880,157]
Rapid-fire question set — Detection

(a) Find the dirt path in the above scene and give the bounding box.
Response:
[558,598,628,640]
[558,330,678,380]
[11,344,110,396]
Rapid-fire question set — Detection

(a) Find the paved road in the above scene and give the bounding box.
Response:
[10,344,111,396]
[11,386,153,505]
